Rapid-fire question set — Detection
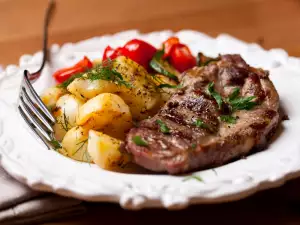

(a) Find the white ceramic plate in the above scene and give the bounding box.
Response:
[0,30,300,210]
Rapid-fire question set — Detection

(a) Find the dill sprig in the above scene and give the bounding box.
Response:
[82,149,92,165]
[57,59,132,89]
[183,175,204,182]
[56,110,71,132]
[73,139,88,156]
[84,60,133,88]
[50,138,62,151]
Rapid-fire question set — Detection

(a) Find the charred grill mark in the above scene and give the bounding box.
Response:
[161,108,187,126]
[250,121,269,130]
[167,101,179,109]
[172,130,194,140]
[181,95,216,116]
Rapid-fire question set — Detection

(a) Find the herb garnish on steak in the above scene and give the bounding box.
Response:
[125,54,280,174]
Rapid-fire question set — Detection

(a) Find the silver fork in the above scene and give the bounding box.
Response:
[18,0,57,150]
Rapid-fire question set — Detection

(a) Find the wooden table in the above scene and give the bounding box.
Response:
[1,0,300,224]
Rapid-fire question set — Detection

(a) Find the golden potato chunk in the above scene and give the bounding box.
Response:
[40,87,67,110]
[52,94,85,141]
[151,74,179,104]
[68,56,161,120]
[77,93,132,134]
[87,130,130,170]
[61,126,91,162]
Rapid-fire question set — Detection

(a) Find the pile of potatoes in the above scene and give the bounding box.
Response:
[41,56,177,170]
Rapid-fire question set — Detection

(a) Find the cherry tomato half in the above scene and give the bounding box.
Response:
[169,43,197,72]
[162,36,179,59]
[121,39,157,70]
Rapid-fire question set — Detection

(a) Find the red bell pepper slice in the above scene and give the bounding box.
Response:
[102,46,124,61]
[53,56,93,83]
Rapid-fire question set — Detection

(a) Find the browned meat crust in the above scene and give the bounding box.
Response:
[125,54,280,174]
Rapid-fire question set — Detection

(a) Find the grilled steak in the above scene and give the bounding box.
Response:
[125,54,280,174]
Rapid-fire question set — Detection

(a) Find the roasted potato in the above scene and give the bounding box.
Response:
[61,126,91,162]
[87,130,130,170]
[67,76,119,101]
[68,56,161,120]
[151,74,179,103]
[52,94,85,141]
[76,93,132,135]
[40,87,67,110]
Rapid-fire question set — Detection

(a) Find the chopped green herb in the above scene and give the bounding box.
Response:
[73,139,88,156]
[197,52,219,67]
[194,118,208,128]
[219,115,237,124]
[191,143,197,150]
[226,88,257,111]
[58,59,132,89]
[228,88,240,101]
[229,96,257,111]
[156,119,170,134]
[202,58,219,66]
[207,82,223,109]
[157,83,183,89]
[82,150,92,165]
[84,62,133,88]
[183,175,204,182]
[150,50,179,82]
[56,110,71,132]
[132,136,148,147]
[50,139,62,151]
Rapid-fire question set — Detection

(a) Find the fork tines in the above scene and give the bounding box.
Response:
[18,70,56,149]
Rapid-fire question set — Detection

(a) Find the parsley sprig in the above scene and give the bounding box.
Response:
[157,84,183,89]
[219,115,237,124]
[132,136,148,147]
[156,119,170,134]
[207,83,258,124]
[194,118,208,129]
[207,82,223,109]
[226,87,257,111]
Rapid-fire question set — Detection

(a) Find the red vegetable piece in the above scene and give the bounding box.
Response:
[102,46,124,61]
[122,39,157,70]
[162,37,179,59]
[53,56,93,83]
[169,43,196,72]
